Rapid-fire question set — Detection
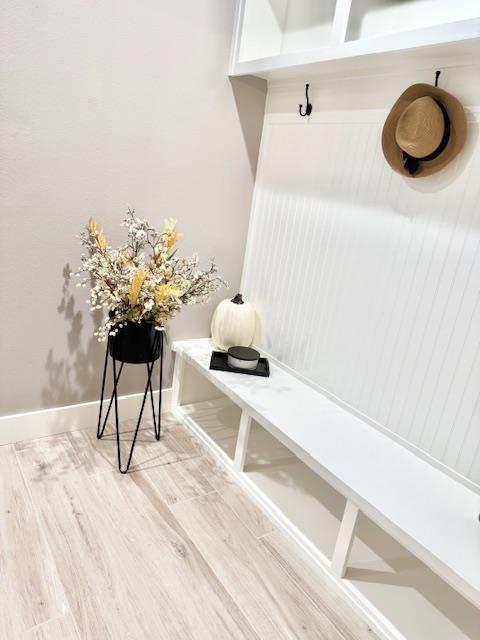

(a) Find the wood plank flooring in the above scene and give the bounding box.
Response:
[1,413,378,639]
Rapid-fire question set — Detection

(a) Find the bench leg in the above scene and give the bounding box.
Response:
[234,411,251,472]
[171,354,185,410]
[331,500,359,578]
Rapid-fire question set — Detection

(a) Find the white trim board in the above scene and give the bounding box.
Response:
[0,388,172,446]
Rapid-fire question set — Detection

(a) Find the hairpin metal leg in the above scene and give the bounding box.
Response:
[112,356,156,474]
[147,360,159,439]
[97,337,124,439]
[96,339,110,438]
[147,332,163,440]
[157,332,164,440]
[97,331,164,473]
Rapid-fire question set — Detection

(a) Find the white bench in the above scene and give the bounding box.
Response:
[171,338,480,612]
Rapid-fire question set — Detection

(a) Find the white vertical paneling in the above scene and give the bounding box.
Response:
[242,109,480,488]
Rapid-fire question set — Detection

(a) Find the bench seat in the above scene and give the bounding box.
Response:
[172,338,480,609]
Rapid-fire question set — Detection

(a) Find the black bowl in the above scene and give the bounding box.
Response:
[109,321,161,364]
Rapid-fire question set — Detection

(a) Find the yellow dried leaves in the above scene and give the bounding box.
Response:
[155,283,181,305]
[164,218,182,249]
[87,217,107,251]
[128,269,148,307]
[96,232,107,250]
[88,217,98,234]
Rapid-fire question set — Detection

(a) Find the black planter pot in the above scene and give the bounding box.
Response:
[108,321,161,364]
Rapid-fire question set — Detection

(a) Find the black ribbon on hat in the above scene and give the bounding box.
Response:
[402,99,451,175]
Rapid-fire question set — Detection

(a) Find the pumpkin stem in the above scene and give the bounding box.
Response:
[231,293,244,304]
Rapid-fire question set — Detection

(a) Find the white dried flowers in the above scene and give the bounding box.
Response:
[75,209,226,341]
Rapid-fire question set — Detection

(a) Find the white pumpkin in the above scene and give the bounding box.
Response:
[211,293,256,351]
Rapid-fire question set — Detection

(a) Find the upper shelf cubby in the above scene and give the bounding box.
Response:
[238,0,337,61]
[346,0,480,41]
[230,0,480,80]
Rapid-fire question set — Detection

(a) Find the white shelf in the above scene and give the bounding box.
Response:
[172,338,480,610]
[230,0,480,80]
[174,392,480,640]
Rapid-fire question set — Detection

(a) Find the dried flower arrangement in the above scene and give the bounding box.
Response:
[75,209,226,341]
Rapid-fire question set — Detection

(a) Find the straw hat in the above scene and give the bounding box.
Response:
[382,83,467,178]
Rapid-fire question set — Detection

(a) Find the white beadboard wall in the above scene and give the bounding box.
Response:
[242,66,480,489]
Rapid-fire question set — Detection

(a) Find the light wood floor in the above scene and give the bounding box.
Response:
[1,413,379,639]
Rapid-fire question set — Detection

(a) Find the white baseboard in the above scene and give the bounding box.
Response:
[0,388,172,446]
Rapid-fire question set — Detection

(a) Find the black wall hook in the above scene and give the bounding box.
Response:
[299,83,312,117]
[435,70,441,87]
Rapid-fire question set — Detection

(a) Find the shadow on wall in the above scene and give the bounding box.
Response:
[41,264,101,407]
[230,75,267,178]
[41,264,174,410]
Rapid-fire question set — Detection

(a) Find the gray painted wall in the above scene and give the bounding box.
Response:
[0,0,266,415]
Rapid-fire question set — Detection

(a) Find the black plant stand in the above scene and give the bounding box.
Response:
[96,328,164,474]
